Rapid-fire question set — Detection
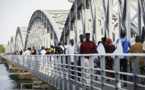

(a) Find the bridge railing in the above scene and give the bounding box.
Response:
[2,54,145,90]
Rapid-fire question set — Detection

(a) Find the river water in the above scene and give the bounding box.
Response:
[0,64,33,90]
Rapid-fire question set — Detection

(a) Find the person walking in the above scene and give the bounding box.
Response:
[74,34,84,54]
[50,45,55,54]
[40,47,46,55]
[129,36,145,84]
[102,37,110,53]
[55,43,63,54]
[116,30,131,86]
[19,50,23,55]
[106,38,116,78]
[66,39,75,79]
[45,48,50,55]
[25,48,31,55]
[64,42,68,54]
[80,33,98,84]
[74,34,84,81]
[31,46,36,55]
[22,49,26,55]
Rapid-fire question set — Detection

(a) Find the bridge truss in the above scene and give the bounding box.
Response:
[61,0,145,44]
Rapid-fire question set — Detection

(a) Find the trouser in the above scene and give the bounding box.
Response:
[78,58,81,80]
[84,58,90,83]
[120,59,127,80]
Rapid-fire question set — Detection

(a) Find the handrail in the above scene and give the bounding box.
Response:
[2,54,145,90]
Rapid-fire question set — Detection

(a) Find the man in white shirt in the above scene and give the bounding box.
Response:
[22,49,27,55]
[74,34,84,81]
[25,48,31,55]
[74,34,84,54]
[64,42,68,54]
[60,43,64,52]
[40,47,46,55]
[66,39,75,79]
[66,39,75,62]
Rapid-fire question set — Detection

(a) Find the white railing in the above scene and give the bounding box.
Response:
[2,54,145,90]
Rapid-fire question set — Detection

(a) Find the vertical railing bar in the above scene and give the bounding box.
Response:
[74,56,77,90]
[67,55,71,90]
[90,56,94,90]
[54,56,57,87]
[114,55,121,89]
[62,55,66,90]
[101,55,106,90]
[132,56,140,90]
[81,56,86,90]
[58,56,61,89]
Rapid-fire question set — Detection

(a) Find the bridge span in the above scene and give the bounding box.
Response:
[3,0,145,89]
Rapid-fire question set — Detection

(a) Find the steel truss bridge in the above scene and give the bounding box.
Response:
[3,0,145,90]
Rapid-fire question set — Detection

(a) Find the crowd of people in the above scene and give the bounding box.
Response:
[6,29,145,85]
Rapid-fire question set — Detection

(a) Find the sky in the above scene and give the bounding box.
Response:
[0,0,72,46]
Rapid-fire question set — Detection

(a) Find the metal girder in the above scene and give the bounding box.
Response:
[25,10,69,51]
[61,0,145,45]
[5,0,145,53]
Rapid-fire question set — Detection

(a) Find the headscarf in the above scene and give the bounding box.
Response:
[106,38,112,44]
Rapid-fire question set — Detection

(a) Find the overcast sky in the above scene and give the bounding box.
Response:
[0,0,72,46]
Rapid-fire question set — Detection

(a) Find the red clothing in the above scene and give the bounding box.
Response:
[108,44,116,53]
[80,41,97,59]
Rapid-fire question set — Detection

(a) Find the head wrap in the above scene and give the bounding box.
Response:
[106,38,112,44]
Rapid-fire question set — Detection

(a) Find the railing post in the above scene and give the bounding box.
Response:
[132,56,140,90]
[43,55,47,82]
[33,56,35,73]
[62,56,66,90]
[90,56,94,90]
[23,55,24,68]
[57,56,61,89]
[24,56,26,70]
[54,56,57,87]
[81,56,86,90]
[67,55,71,90]
[46,56,49,83]
[74,55,78,90]
[38,56,41,79]
[52,55,55,86]
[27,56,29,71]
[50,56,53,85]
[100,55,106,90]
[36,55,39,78]
[29,55,32,72]
[114,55,121,89]
[17,55,19,65]
[48,56,51,84]
[40,56,43,80]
